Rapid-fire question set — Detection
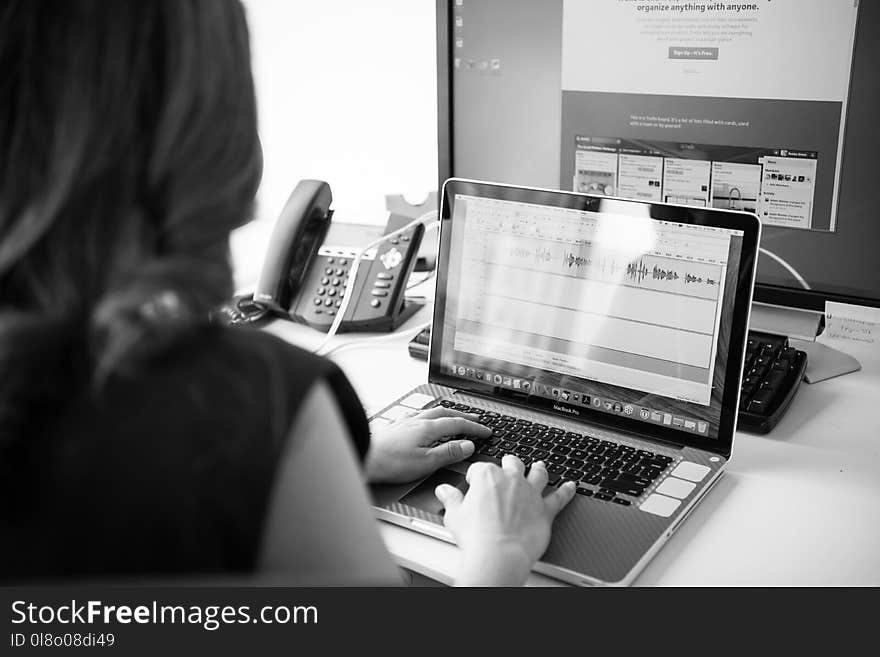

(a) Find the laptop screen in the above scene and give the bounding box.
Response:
[430,180,759,452]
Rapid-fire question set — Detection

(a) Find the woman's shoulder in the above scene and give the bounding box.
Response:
[152,326,344,405]
[138,325,366,444]
[156,326,369,454]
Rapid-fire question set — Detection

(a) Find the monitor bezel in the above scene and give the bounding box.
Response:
[434,0,880,314]
[429,178,761,458]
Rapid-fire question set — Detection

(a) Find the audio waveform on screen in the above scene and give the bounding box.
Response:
[564,252,718,287]
[504,245,719,291]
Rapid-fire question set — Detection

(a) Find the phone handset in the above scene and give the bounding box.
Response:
[217,179,427,334]
[253,180,333,313]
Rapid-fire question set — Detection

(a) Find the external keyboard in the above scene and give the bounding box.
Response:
[437,399,675,507]
[738,331,808,434]
[412,326,808,435]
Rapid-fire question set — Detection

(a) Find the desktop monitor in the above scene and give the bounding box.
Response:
[436,0,880,323]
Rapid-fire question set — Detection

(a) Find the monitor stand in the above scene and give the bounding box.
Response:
[749,302,861,383]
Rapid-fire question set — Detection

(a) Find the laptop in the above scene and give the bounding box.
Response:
[369,178,760,586]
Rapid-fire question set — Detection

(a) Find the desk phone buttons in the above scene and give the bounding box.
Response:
[292,222,425,333]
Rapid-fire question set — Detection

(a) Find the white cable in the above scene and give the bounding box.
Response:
[313,210,438,355]
[406,269,436,291]
[321,320,431,360]
[759,247,811,291]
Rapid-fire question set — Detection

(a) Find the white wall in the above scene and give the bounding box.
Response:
[232,0,438,290]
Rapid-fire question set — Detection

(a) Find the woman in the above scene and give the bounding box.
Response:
[0,0,574,585]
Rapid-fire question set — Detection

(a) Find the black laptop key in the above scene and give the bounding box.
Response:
[583,475,602,486]
[576,487,594,497]
[571,449,588,460]
[546,475,561,487]
[518,436,537,446]
[548,464,566,475]
[612,498,632,507]
[439,399,455,408]
[565,458,585,469]
[453,404,471,412]
[601,479,644,497]
[499,440,516,451]
[480,446,499,456]
[548,453,567,465]
[594,493,614,501]
[538,439,554,450]
[642,467,663,480]
[492,428,508,439]
[551,445,572,456]
[515,445,533,456]
[617,472,651,487]
[532,449,549,461]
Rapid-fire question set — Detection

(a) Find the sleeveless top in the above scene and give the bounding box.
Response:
[1,326,370,581]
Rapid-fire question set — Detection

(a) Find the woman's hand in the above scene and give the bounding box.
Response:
[365,407,492,484]
[435,455,576,586]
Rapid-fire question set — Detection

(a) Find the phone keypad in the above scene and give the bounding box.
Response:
[295,222,422,330]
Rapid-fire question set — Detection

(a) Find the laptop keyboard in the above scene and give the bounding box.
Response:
[437,399,675,507]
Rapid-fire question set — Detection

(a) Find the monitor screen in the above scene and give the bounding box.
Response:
[431,180,759,451]
[441,0,880,309]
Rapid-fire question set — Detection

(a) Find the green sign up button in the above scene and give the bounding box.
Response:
[668,47,719,60]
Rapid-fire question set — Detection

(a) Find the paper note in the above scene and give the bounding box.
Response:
[824,301,880,345]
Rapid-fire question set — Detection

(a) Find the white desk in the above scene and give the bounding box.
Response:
[265,297,880,586]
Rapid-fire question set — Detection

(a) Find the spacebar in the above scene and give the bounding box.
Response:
[453,453,502,474]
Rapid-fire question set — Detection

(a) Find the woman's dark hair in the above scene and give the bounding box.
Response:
[0,1,262,440]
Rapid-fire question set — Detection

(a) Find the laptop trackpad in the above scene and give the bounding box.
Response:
[399,469,469,516]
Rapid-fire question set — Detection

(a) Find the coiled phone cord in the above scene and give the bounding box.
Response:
[313,210,439,355]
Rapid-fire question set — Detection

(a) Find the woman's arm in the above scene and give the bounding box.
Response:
[257,381,403,585]
[258,382,576,586]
